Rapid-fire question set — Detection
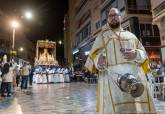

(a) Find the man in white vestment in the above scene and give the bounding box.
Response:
[85,8,156,114]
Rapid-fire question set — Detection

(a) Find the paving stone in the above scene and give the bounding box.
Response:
[0,82,164,114]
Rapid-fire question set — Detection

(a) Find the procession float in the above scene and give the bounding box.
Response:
[33,40,70,83]
[35,40,58,66]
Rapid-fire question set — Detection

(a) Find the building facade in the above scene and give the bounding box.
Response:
[67,0,161,69]
[151,0,165,61]
[64,14,72,65]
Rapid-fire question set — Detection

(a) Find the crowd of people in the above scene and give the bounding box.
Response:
[0,61,32,98]
[33,66,70,83]
[0,59,98,99]
[147,60,165,97]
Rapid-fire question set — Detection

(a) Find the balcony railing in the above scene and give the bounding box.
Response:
[141,36,161,46]
[127,5,151,14]
[153,1,165,18]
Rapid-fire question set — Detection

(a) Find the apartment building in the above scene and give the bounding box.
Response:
[151,0,165,61]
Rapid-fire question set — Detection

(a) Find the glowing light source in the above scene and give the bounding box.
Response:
[19,47,24,52]
[25,11,33,19]
[11,20,19,28]
[85,51,90,55]
[58,40,62,45]
[73,49,79,55]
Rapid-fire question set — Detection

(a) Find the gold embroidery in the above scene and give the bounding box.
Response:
[107,62,137,66]
[89,55,94,63]
[113,39,117,64]
[114,101,148,106]
[108,78,116,113]
[101,29,116,114]
[143,73,151,112]
[104,36,112,47]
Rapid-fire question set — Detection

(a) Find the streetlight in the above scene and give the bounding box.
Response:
[58,40,62,45]
[24,11,33,19]
[11,20,19,50]
[19,47,24,52]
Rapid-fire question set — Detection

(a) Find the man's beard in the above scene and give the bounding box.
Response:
[109,21,120,29]
[109,22,120,29]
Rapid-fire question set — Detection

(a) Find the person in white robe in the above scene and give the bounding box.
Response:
[85,8,156,114]
[64,68,70,82]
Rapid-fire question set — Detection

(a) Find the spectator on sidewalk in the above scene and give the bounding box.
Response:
[1,63,14,97]
[20,62,31,92]
[29,66,34,87]
[16,68,21,87]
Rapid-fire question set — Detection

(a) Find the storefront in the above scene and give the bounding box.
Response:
[72,39,94,71]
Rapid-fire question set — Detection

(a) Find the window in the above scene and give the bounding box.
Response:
[140,24,160,37]
[153,25,160,36]
[100,0,116,26]
[146,24,152,36]
[76,23,91,45]
[124,26,130,31]
[140,24,145,36]
[120,7,125,12]
[101,9,108,26]
[127,0,136,9]
[96,20,100,29]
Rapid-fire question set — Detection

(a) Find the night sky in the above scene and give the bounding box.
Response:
[0,0,68,42]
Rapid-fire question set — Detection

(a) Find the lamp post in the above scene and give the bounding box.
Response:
[9,11,33,59]
[10,11,32,49]
[11,20,19,50]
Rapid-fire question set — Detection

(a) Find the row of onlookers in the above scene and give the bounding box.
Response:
[0,61,33,97]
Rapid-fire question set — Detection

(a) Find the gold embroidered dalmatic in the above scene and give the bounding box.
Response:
[85,26,156,114]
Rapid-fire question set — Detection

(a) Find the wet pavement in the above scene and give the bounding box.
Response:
[0,82,165,114]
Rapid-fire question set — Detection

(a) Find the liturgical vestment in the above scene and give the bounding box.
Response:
[85,25,156,114]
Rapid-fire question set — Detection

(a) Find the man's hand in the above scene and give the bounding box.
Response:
[123,49,137,61]
[97,54,107,68]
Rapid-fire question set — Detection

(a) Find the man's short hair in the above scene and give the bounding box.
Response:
[109,7,121,16]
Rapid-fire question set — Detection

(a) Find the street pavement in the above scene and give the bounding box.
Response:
[0,82,165,114]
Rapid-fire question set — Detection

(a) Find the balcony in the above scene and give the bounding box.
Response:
[153,1,165,18]
[127,5,151,14]
[141,36,161,47]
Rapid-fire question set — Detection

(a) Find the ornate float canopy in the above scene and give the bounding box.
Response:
[37,40,56,48]
[35,40,58,66]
